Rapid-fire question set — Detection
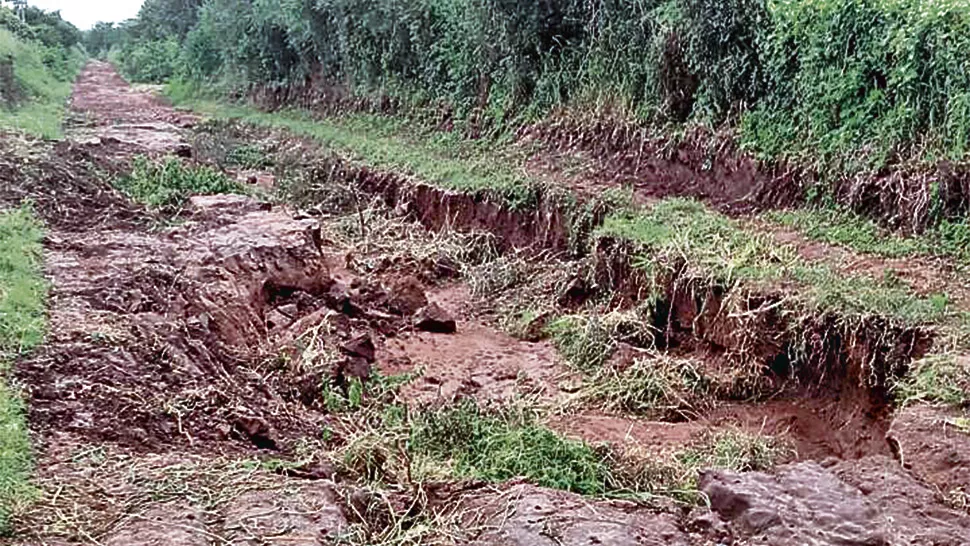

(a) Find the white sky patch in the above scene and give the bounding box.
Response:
[26,0,143,30]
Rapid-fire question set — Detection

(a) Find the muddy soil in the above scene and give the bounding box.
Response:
[6,61,970,546]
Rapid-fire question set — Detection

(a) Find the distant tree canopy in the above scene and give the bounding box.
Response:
[1,4,80,51]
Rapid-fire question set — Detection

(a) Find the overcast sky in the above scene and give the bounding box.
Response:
[27,0,143,30]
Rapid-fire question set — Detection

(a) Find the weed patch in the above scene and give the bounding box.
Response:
[411,402,612,495]
[0,204,46,534]
[115,156,245,212]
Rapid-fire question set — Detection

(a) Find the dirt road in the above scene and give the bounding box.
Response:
[5,61,970,545]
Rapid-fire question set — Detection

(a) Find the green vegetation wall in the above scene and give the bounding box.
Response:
[105,0,970,169]
[0,6,84,137]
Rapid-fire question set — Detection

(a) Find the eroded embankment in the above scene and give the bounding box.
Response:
[206,116,934,461]
[12,61,970,545]
[520,116,970,235]
[213,107,970,543]
[186,116,970,545]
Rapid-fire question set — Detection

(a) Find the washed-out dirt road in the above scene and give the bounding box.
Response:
[4,61,970,545]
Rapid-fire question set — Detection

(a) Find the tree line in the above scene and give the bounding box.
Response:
[85,0,970,167]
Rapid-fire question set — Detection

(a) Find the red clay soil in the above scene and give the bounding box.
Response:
[9,61,970,545]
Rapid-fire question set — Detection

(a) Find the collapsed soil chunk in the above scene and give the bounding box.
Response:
[340,333,376,362]
[887,405,970,507]
[387,275,429,315]
[414,302,458,333]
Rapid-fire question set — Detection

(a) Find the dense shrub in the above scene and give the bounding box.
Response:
[107,0,970,168]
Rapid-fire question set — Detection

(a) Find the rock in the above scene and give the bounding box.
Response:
[103,504,210,546]
[221,482,347,545]
[340,334,376,362]
[388,276,429,315]
[464,483,687,545]
[701,459,970,545]
[265,308,292,329]
[414,303,457,333]
[277,303,299,318]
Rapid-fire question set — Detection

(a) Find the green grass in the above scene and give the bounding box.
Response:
[323,371,789,502]
[893,355,970,408]
[0,29,83,139]
[0,205,46,534]
[171,96,546,208]
[545,314,618,372]
[579,355,713,420]
[115,155,246,211]
[766,207,970,263]
[411,401,612,495]
[599,198,959,326]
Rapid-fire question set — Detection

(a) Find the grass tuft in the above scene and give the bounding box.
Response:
[115,156,245,212]
[579,354,713,420]
[411,401,612,496]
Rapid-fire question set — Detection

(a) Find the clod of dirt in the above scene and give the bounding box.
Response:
[700,458,970,545]
[462,483,687,545]
[232,415,280,450]
[265,307,294,329]
[518,310,552,342]
[335,357,373,386]
[414,303,457,333]
[189,194,271,217]
[387,275,429,315]
[341,333,376,362]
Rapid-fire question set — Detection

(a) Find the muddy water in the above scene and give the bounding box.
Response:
[8,61,970,545]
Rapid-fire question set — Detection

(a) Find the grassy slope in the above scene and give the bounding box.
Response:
[178,94,963,330]
[0,205,46,534]
[599,199,959,326]
[765,207,970,264]
[0,28,83,139]
[171,96,545,207]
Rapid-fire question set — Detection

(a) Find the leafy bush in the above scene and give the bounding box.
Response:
[118,37,181,83]
[0,25,84,138]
